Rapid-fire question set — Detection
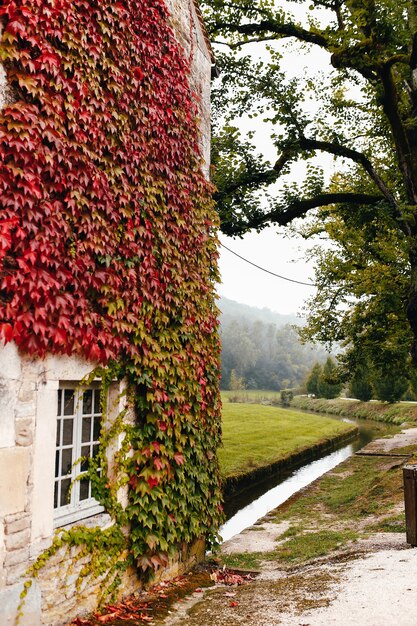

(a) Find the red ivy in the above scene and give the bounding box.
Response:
[0,0,217,363]
[0,0,223,577]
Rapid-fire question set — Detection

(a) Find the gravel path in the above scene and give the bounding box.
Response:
[163,427,417,625]
[279,546,417,626]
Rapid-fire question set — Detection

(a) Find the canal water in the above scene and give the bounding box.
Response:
[220,417,400,542]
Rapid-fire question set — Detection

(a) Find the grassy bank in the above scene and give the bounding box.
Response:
[222,444,414,571]
[290,395,417,424]
[219,402,357,480]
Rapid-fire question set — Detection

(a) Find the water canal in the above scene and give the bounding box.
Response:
[220,416,400,542]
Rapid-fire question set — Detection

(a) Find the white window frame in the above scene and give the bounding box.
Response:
[54,383,104,527]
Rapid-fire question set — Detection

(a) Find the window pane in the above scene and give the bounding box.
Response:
[83,390,92,414]
[60,478,71,507]
[61,448,73,476]
[79,479,90,501]
[81,417,92,443]
[63,389,75,416]
[56,420,61,447]
[81,445,90,458]
[55,385,103,517]
[93,389,101,414]
[63,419,74,445]
[93,416,101,441]
[81,446,90,472]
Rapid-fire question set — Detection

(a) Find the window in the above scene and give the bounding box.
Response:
[54,386,104,526]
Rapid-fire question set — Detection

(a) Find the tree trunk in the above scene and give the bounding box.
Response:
[407,243,417,364]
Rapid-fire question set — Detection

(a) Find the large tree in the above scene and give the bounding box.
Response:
[202,0,417,362]
[298,188,412,379]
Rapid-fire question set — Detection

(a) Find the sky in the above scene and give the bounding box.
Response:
[214,2,333,316]
[218,227,317,316]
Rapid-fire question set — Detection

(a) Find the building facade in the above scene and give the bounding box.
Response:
[0,2,218,624]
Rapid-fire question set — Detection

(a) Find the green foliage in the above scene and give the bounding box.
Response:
[229,369,246,390]
[290,395,417,425]
[280,389,294,407]
[349,364,374,402]
[221,389,282,404]
[299,186,414,387]
[317,356,343,399]
[202,0,417,368]
[306,362,323,397]
[372,369,409,403]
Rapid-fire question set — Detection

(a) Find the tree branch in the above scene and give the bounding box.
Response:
[296,137,398,210]
[257,193,384,228]
[213,168,278,200]
[334,0,345,31]
[215,137,395,218]
[214,147,295,201]
[220,193,383,235]
[211,20,329,48]
[330,42,378,81]
[384,54,410,70]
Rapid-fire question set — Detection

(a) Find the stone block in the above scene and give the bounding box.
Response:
[6,561,28,585]
[15,419,33,447]
[4,546,29,567]
[0,448,30,516]
[29,536,51,560]
[15,403,36,420]
[0,519,5,588]
[0,579,41,626]
[5,528,30,551]
[5,512,31,534]
[0,380,17,449]
[0,343,22,381]
[18,383,36,403]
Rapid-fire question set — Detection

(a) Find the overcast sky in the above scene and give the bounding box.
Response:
[217,228,317,315]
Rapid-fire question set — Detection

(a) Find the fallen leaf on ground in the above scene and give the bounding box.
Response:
[97,614,121,623]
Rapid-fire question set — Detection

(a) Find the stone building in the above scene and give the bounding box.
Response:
[0,1,216,624]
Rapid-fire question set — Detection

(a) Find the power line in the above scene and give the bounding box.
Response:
[220,242,316,287]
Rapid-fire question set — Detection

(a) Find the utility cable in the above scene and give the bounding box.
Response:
[220,242,316,287]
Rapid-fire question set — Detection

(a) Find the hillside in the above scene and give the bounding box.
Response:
[218,296,328,390]
[218,296,302,327]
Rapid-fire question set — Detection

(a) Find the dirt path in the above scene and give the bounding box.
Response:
[162,427,417,625]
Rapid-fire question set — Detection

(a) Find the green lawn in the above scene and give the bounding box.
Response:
[219,403,357,479]
[221,389,282,405]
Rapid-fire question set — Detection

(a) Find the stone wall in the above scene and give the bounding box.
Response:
[165,0,213,175]
[0,2,213,624]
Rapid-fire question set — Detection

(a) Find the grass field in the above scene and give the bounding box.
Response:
[221,389,282,405]
[219,402,357,479]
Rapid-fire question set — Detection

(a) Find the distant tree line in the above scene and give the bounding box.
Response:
[306,357,417,404]
[220,316,328,391]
